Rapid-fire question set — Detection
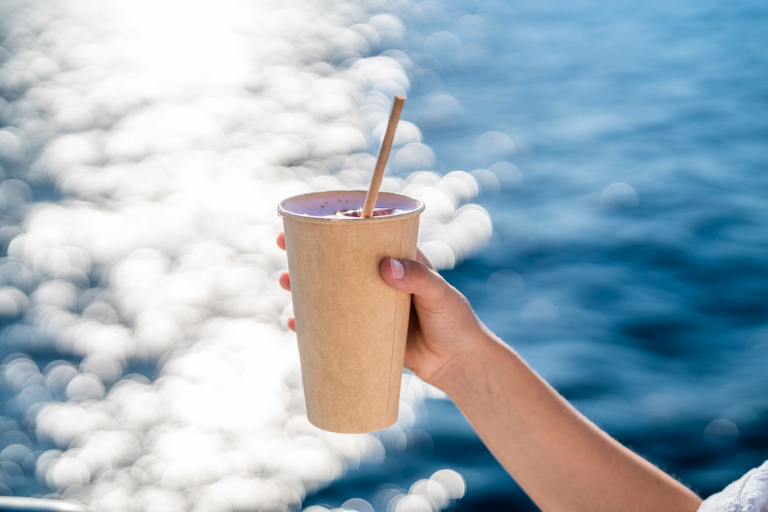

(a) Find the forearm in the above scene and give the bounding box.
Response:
[431,327,702,512]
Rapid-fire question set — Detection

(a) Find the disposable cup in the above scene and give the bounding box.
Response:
[278,190,424,433]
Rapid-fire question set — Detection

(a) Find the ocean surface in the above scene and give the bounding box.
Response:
[1,0,767,511]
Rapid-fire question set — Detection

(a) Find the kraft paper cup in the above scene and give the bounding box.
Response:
[278,190,425,434]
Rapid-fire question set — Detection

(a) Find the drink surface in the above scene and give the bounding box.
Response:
[332,207,401,218]
[278,191,423,220]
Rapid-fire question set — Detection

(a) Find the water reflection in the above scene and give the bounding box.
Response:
[0,0,498,508]
[305,468,464,512]
[2,0,766,509]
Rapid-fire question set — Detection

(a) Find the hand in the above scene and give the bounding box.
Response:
[276,233,295,333]
[277,234,703,512]
[378,254,486,386]
[276,232,485,387]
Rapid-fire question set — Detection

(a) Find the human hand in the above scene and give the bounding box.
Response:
[378,255,486,386]
[276,232,485,388]
[276,232,295,333]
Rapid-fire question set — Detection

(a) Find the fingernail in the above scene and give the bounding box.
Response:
[391,258,405,280]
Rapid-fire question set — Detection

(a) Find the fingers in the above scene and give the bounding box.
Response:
[277,234,290,290]
[380,257,448,306]
[281,234,438,334]
[280,230,435,272]
[277,233,294,331]
[279,271,290,291]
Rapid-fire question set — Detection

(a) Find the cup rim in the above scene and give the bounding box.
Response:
[278,190,425,224]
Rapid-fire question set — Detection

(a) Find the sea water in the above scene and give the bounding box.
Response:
[1,0,767,511]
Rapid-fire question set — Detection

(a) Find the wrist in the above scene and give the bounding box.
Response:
[427,323,508,399]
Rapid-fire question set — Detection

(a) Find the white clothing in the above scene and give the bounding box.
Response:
[699,461,768,512]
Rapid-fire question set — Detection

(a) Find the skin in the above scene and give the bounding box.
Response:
[276,232,703,512]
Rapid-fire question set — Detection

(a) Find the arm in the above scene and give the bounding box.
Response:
[277,233,701,512]
[433,331,699,512]
[378,256,702,512]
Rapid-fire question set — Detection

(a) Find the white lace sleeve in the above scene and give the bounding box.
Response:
[698,461,768,512]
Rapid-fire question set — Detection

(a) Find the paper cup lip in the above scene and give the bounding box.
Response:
[278,190,425,224]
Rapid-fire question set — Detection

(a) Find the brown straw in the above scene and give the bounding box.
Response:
[361,95,405,218]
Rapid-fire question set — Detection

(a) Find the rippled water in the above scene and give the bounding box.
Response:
[1,0,767,511]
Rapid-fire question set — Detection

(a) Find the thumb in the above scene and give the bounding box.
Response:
[381,257,448,306]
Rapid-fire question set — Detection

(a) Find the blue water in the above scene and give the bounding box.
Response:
[307,0,768,509]
[2,0,768,510]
